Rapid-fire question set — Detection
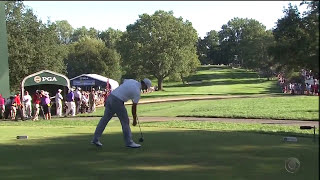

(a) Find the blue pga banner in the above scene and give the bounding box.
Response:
[73,80,95,86]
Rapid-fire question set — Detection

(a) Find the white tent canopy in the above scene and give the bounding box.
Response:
[70,74,119,91]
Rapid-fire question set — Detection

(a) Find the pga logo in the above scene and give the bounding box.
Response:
[34,76,57,83]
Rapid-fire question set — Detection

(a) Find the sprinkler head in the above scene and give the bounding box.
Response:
[139,137,144,142]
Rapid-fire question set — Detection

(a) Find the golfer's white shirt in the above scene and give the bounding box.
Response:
[111,79,141,104]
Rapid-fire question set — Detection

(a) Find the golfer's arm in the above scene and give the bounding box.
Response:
[132,103,137,120]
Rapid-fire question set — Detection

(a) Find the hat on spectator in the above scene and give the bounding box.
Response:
[58,89,62,92]
[142,78,152,89]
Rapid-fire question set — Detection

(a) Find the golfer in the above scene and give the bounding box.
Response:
[91,78,152,148]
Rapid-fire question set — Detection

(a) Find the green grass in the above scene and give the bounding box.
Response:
[80,96,319,120]
[0,119,319,180]
[141,65,281,98]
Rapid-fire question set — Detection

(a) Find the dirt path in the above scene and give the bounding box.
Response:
[136,116,319,127]
[124,94,282,105]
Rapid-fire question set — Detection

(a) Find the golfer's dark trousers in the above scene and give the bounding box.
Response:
[93,94,133,146]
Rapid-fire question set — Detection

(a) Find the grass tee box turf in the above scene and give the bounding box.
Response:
[0,119,318,180]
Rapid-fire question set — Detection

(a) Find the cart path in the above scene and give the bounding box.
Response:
[124,93,282,105]
[136,116,319,127]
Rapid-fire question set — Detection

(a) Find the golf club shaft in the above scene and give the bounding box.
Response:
[137,116,143,138]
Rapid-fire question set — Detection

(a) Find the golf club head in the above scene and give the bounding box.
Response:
[139,137,144,142]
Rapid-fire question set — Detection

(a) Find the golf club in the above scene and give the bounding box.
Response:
[137,116,144,142]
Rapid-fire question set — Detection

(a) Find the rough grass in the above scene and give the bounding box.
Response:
[80,96,319,120]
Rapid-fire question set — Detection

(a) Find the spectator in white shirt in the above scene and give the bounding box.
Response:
[55,89,63,117]
[23,91,32,119]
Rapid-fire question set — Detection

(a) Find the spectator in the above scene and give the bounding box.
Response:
[15,92,24,121]
[41,91,51,120]
[80,91,89,113]
[0,94,5,119]
[89,88,96,113]
[32,90,41,121]
[104,81,112,106]
[74,87,82,115]
[4,95,16,120]
[23,91,32,119]
[55,89,63,117]
[65,88,75,116]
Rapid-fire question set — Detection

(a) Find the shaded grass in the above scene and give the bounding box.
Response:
[0,119,318,180]
[80,96,319,121]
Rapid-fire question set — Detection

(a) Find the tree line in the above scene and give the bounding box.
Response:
[5,1,319,91]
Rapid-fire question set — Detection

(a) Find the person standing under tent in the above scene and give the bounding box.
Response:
[32,90,41,121]
[41,91,51,120]
[55,89,63,117]
[15,92,24,121]
[74,87,82,115]
[23,91,32,119]
[65,88,75,116]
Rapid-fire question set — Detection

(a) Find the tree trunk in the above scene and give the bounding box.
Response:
[157,78,163,90]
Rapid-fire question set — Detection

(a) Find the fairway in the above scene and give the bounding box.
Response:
[0,119,318,180]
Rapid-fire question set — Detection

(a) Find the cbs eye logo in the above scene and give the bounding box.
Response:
[34,76,42,83]
[285,157,300,173]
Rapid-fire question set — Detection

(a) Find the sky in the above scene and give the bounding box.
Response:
[23,1,309,38]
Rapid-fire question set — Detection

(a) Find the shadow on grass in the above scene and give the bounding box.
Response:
[185,70,259,82]
[0,130,318,180]
[166,79,270,88]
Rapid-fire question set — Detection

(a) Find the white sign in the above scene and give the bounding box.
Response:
[34,76,58,83]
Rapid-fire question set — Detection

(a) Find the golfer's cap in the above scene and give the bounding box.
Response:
[143,78,152,89]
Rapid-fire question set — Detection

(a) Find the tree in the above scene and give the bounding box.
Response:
[55,20,73,44]
[118,10,200,90]
[70,26,99,43]
[271,2,319,75]
[218,17,272,68]
[197,30,220,65]
[66,37,122,81]
[99,28,123,49]
[6,1,67,91]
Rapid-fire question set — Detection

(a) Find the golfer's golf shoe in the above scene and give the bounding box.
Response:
[126,142,141,148]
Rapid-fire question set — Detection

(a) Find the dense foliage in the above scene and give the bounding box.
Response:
[4,1,318,92]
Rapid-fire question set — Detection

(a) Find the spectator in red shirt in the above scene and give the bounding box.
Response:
[15,92,24,121]
[0,94,5,119]
[32,90,41,121]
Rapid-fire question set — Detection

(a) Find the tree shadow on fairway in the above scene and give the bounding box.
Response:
[0,130,318,180]
[166,79,270,88]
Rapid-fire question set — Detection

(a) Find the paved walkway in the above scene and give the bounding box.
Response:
[124,94,281,105]
[136,116,319,127]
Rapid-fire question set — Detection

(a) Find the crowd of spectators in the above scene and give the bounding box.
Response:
[277,69,319,96]
[0,80,157,120]
[0,85,112,120]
